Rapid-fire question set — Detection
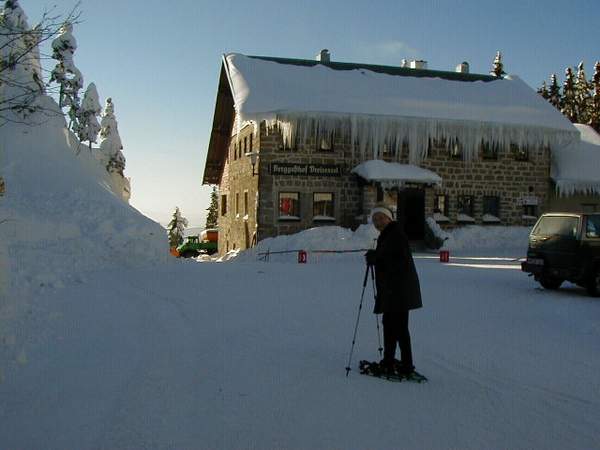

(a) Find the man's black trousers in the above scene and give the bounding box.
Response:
[382,311,413,369]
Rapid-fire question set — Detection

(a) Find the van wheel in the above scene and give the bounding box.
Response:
[539,276,563,290]
[586,266,600,297]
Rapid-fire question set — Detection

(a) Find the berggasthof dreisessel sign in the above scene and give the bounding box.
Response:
[270,162,342,176]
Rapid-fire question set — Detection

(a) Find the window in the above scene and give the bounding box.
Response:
[511,143,529,161]
[449,138,462,159]
[581,203,598,213]
[244,191,249,216]
[483,196,500,217]
[586,216,600,238]
[233,143,237,160]
[532,216,578,238]
[250,134,253,152]
[316,128,334,152]
[235,192,239,216]
[434,194,448,217]
[279,192,300,219]
[457,195,474,216]
[313,193,334,220]
[481,142,499,160]
[244,137,247,155]
[220,195,227,216]
[523,204,537,218]
[376,185,384,202]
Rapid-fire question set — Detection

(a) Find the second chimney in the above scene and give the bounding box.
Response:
[316,49,331,63]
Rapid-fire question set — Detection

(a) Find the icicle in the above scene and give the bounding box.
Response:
[250,111,577,164]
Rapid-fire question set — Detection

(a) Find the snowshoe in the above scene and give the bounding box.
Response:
[359,360,427,383]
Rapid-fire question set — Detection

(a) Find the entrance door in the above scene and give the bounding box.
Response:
[397,188,425,240]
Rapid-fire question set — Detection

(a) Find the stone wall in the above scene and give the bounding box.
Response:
[216,122,555,254]
[255,123,363,242]
[417,142,552,227]
[216,124,259,255]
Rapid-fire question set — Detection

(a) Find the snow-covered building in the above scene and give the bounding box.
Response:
[548,124,600,212]
[202,51,579,254]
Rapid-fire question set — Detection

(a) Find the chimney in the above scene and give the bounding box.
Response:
[316,49,331,63]
[409,60,427,70]
[455,61,470,73]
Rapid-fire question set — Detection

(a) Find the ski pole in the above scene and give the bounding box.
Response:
[345,262,371,376]
[370,264,383,358]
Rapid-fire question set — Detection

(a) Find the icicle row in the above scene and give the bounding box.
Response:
[245,112,577,164]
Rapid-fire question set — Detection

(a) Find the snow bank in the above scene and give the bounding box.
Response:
[223,222,530,263]
[441,225,531,256]
[552,123,600,196]
[224,53,577,163]
[0,96,171,298]
[231,225,379,263]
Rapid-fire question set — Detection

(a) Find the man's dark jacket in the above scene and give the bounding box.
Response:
[373,221,423,313]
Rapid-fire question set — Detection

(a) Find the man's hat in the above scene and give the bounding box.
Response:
[371,206,394,221]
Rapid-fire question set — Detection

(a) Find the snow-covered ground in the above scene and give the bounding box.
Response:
[1,253,599,449]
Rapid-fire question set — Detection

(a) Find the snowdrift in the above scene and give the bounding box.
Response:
[0,96,170,296]
[223,222,531,263]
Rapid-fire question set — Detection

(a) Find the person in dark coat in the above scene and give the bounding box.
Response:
[365,206,423,375]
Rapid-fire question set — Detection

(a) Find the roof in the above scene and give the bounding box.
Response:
[351,160,442,188]
[224,53,576,132]
[203,52,579,184]
[551,124,600,197]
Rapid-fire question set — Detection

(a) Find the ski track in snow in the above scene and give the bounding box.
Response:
[1,258,600,449]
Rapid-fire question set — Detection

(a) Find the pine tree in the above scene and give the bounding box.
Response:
[561,67,577,122]
[575,61,592,124]
[0,0,45,117]
[490,51,506,78]
[77,82,101,148]
[168,207,188,248]
[548,74,562,110]
[205,186,219,229]
[537,81,549,99]
[49,21,83,131]
[99,98,126,175]
[590,61,600,132]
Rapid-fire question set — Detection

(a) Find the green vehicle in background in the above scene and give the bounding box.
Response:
[176,229,218,258]
[522,213,600,296]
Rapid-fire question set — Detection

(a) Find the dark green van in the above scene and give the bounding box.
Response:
[522,213,600,296]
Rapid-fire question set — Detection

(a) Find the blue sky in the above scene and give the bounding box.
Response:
[23,0,600,226]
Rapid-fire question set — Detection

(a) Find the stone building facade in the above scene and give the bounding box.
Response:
[217,121,552,255]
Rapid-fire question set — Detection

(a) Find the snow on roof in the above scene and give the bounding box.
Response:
[351,159,442,188]
[223,53,577,163]
[552,124,600,196]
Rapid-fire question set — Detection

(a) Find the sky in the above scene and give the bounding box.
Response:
[20,0,600,227]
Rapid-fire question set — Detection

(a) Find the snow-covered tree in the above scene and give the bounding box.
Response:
[575,61,592,124]
[77,82,101,148]
[49,21,83,131]
[168,207,188,248]
[205,186,219,229]
[490,51,506,78]
[99,98,126,175]
[548,74,561,110]
[0,0,45,120]
[537,81,549,99]
[561,67,577,122]
[590,61,600,132]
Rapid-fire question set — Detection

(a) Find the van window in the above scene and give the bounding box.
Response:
[586,216,600,238]
[532,216,578,238]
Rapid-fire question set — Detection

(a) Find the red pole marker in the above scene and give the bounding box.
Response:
[440,250,450,263]
[298,250,307,264]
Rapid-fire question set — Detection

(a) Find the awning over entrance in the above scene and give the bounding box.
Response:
[351,159,442,188]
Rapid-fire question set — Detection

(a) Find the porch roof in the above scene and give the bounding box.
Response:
[351,159,442,188]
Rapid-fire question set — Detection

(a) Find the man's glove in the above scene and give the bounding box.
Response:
[365,249,377,266]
